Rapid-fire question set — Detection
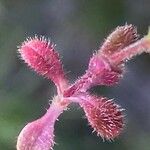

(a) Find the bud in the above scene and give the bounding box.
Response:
[86,24,142,87]
[100,24,138,56]
[88,55,122,86]
[86,24,138,87]
[80,95,124,140]
[18,36,65,85]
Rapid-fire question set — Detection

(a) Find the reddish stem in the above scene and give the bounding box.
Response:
[110,37,150,66]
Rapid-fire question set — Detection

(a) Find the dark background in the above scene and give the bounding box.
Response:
[0,0,150,150]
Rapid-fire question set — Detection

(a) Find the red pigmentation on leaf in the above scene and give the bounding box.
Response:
[18,37,65,84]
[100,24,138,56]
[80,95,124,140]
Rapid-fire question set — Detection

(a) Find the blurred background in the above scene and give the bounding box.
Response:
[0,0,150,149]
